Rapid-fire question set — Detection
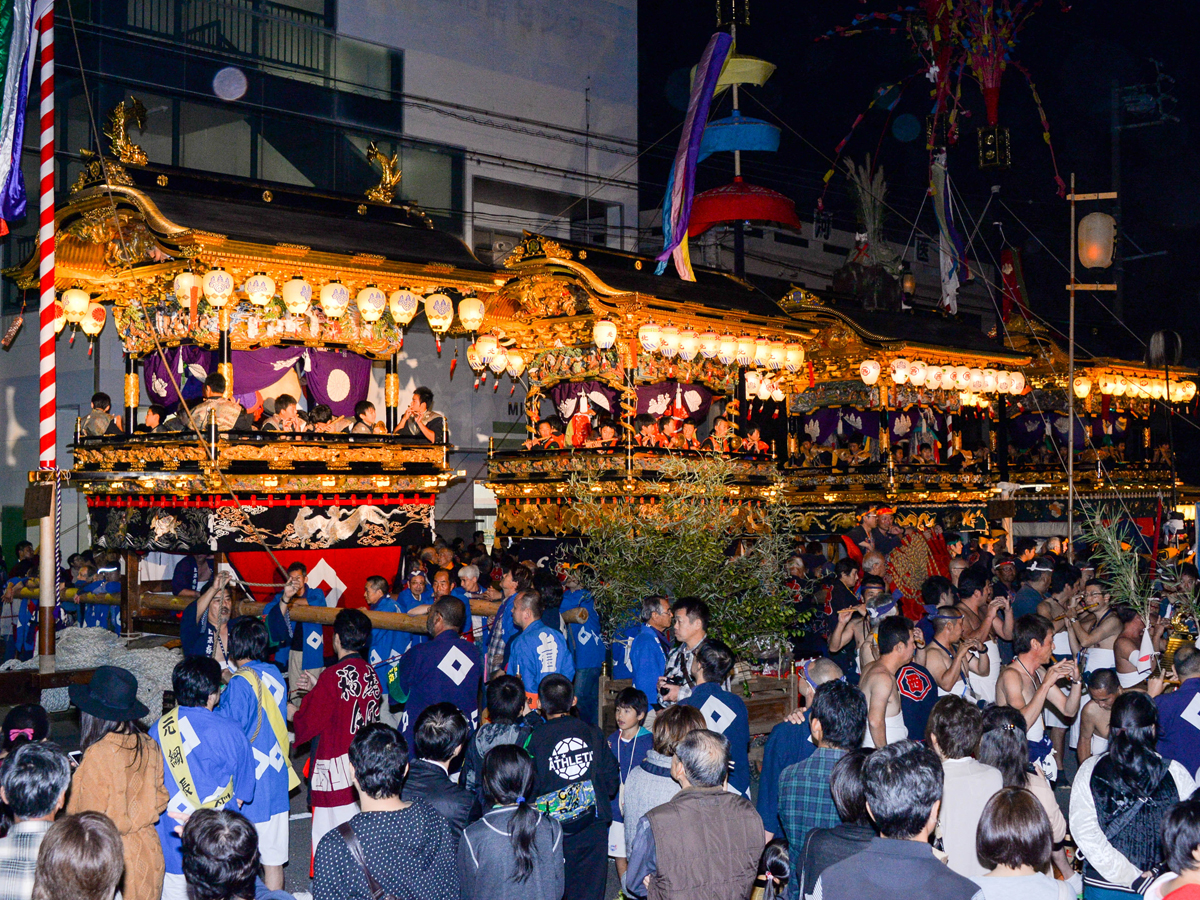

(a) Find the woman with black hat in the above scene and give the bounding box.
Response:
[67,665,169,900]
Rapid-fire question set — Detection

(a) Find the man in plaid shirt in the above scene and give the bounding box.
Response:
[0,742,71,900]
[777,680,868,900]
[484,561,530,680]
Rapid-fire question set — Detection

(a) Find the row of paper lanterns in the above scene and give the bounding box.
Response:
[467,333,526,378]
[860,358,1027,395]
[629,322,805,370]
[168,270,488,334]
[745,370,786,403]
[1076,374,1196,403]
[58,288,107,337]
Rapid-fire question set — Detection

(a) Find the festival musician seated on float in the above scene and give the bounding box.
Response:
[394,385,447,442]
[133,404,167,434]
[740,425,769,456]
[160,372,254,433]
[259,394,305,432]
[658,415,682,448]
[583,418,620,449]
[700,415,737,452]
[633,413,661,447]
[523,417,567,451]
[350,400,386,434]
[676,419,703,450]
[81,391,124,436]
[309,404,349,433]
[910,442,937,466]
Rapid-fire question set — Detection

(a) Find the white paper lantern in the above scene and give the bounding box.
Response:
[659,326,680,358]
[1073,376,1092,398]
[995,371,1012,393]
[245,272,276,306]
[735,337,754,366]
[1185,381,1197,401]
[593,319,618,350]
[389,289,420,325]
[357,285,387,322]
[744,370,761,395]
[954,366,971,388]
[202,267,234,307]
[489,348,509,374]
[968,368,985,392]
[173,271,201,305]
[1009,372,1026,394]
[1111,376,1127,397]
[319,280,350,318]
[699,332,719,359]
[982,369,998,393]
[81,301,106,336]
[908,360,927,386]
[753,338,771,368]
[717,335,737,365]
[926,366,944,390]
[281,276,311,315]
[52,300,66,334]
[638,323,661,353]
[506,350,526,378]
[457,296,486,332]
[757,379,773,401]
[425,293,454,334]
[785,343,804,372]
[770,386,785,403]
[475,333,499,364]
[1151,380,1165,400]
[1169,383,1185,403]
[678,330,699,362]
[466,343,485,372]
[767,341,786,371]
[890,358,910,384]
[860,359,881,386]
[62,286,90,323]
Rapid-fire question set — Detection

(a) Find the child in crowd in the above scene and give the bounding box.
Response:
[607,687,651,882]
[461,675,539,804]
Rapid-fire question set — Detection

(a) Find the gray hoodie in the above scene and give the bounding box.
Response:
[457,807,563,900]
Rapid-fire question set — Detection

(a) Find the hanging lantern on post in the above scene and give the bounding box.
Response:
[638,323,661,353]
[1078,212,1117,269]
[244,272,276,306]
[62,286,90,324]
[319,280,350,318]
[457,296,486,333]
[281,276,311,315]
[201,267,234,307]
[425,293,454,353]
[356,285,387,322]
[593,319,617,350]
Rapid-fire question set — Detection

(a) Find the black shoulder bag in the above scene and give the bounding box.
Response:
[336,822,402,900]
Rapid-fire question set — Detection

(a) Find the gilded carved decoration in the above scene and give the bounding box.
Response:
[503,233,573,268]
[365,142,402,204]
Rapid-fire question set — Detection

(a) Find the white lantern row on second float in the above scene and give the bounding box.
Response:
[635,323,803,371]
[861,358,1027,395]
[1094,373,1196,403]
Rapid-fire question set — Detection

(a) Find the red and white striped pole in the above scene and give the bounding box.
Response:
[37,0,54,469]
[35,1,57,664]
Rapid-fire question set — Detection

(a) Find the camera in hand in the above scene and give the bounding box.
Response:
[659,675,684,697]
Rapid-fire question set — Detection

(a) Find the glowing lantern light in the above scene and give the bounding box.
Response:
[475,334,499,365]
[767,341,786,371]
[659,326,680,358]
[245,272,276,306]
[954,366,971,387]
[489,348,509,374]
[173,271,201,304]
[699,332,719,359]
[356,285,387,322]
[1151,380,1165,400]
[389,289,420,325]
[717,335,737,365]
[281,276,311,315]
[466,343,484,372]
[908,360,927,386]
[1111,377,1127,397]
[593,319,618,350]
[996,371,1012,393]
[982,369,998,393]
[757,379,772,401]
[1009,372,1026,394]
[52,300,66,334]
[425,293,455,334]
[1078,212,1116,269]
[770,386,785,403]
[968,368,985,392]
[860,360,881,386]
[319,280,350,318]
[638,323,661,353]
[506,350,526,378]
[62,286,90,323]
[201,267,234,307]
[785,343,804,372]
[744,370,761,395]
[1073,376,1092,398]
[81,302,106,336]
[890,358,910,384]
[457,296,486,332]
[678,330,699,362]
[753,338,770,368]
[926,366,944,389]
[1185,381,1197,401]
[735,337,754,366]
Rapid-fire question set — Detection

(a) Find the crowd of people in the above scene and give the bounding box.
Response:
[3,516,1200,900]
[79,380,447,440]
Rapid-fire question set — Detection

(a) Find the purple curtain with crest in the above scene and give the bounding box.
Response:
[142,345,213,412]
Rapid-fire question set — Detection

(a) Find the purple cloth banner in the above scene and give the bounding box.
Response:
[635,382,713,422]
[799,409,839,446]
[549,381,618,422]
[307,349,372,417]
[838,409,879,440]
[230,347,306,398]
[142,346,213,412]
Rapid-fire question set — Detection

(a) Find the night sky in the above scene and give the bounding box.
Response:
[637,1,1200,364]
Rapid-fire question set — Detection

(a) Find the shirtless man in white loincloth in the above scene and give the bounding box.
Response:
[861,616,917,748]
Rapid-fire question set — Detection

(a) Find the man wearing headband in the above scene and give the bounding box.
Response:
[924,607,987,703]
[874,507,902,555]
[955,567,1010,703]
[1012,556,1054,620]
[991,553,1019,601]
[846,504,879,554]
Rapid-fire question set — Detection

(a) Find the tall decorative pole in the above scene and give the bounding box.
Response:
[385,354,399,431]
[124,355,139,432]
[36,0,57,664]
[1067,174,1075,563]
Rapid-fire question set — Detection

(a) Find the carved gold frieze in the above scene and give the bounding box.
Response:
[73,440,447,472]
[504,233,573,268]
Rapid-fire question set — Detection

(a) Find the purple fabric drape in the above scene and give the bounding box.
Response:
[307,349,372,417]
[142,346,213,412]
[549,381,618,421]
[838,409,880,439]
[1011,413,1049,450]
[230,347,306,398]
[799,409,839,446]
[635,382,713,422]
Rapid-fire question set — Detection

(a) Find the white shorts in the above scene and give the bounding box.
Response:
[312,802,359,857]
[608,820,626,858]
[256,810,289,865]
